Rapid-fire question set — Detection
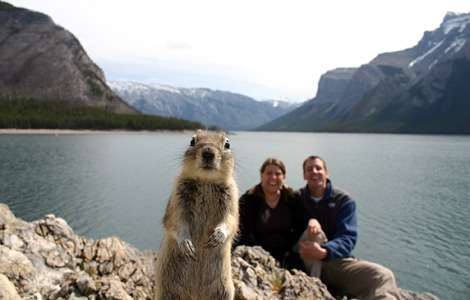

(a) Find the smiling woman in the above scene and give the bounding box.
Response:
[260,158,287,206]
[235,157,301,269]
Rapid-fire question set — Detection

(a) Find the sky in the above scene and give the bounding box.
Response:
[7,0,470,102]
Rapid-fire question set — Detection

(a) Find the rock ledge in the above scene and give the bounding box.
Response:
[0,204,439,300]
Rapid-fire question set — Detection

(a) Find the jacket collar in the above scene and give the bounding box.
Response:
[305,179,332,202]
[249,183,294,202]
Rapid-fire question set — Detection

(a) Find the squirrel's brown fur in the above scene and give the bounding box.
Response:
[154,130,239,300]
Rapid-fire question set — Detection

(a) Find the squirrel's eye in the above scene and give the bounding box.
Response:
[224,139,230,149]
[190,137,195,146]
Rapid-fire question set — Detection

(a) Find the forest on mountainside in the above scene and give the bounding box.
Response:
[0,98,206,131]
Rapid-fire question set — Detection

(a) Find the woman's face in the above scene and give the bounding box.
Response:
[260,164,285,195]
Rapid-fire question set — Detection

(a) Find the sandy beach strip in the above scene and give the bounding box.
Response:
[0,128,197,135]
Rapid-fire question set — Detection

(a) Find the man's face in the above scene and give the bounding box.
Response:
[303,158,329,190]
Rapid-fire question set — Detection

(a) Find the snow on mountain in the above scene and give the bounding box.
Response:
[108,81,302,131]
[442,12,469,34]
[259,12,470,134]
[408,12,470,75]
[148,83,182,94]
[262,99,303,109]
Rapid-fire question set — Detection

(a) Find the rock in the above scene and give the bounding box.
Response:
[232,246,335,300]
[399,289,440,300]
[76,271,97,295]
[0,273,22,300]
[0,203,439,300]
[0,204,156,300]
[0,203,16,227]
[100,277,133,300]
[0,3,138,115]
[0,245,33,278]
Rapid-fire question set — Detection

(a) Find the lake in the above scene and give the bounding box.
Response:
[1,131,469,299]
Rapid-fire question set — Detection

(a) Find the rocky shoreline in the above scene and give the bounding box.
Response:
[0,203,439,300]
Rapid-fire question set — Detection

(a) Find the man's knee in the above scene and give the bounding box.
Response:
[374,264,397,285]
[322,259,401,300]
[368,264,402,299]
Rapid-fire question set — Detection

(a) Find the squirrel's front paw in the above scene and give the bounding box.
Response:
[206,228,226,248]
[179,239,197,261]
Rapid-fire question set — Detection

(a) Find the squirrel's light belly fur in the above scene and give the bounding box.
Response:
[154,130,239,300]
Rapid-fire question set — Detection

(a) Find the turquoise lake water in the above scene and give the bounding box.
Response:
[1,131,469,299]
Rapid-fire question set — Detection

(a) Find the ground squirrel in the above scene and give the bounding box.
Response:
[154,130,239,300]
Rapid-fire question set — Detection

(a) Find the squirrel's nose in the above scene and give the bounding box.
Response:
[202,148,215,160]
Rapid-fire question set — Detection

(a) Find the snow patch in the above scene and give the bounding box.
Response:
[428,59,439,71]
[443,14,470,35]
[149,83,181,94]
[108,81,152,94]
[409,41,444,68]
[184,89,208,98]
[444,38,467,55]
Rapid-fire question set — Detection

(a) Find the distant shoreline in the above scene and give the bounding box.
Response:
[0,129,197,135]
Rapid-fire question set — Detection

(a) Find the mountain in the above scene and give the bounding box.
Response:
[258,12,470,134]
[0,1,138,115]
[109,81,302,131]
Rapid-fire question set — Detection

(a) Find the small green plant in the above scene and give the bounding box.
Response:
[84,265,97,277]
[78,260,97,277]
[267,269,286,294]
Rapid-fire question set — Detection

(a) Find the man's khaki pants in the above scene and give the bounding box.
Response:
[321,257,402,300]
[294,229,402,300]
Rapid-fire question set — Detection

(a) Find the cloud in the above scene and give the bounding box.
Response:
[8,0,470,102]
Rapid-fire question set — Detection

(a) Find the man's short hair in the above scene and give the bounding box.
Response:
[302,156,327,173]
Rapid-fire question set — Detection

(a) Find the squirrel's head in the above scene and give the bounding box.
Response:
[182,130,234,181]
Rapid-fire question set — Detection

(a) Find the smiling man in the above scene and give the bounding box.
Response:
[292,156,402,300]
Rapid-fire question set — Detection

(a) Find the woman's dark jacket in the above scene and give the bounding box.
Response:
[235,183,299,266]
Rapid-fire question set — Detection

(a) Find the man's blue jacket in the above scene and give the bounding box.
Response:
[293,180,358,261]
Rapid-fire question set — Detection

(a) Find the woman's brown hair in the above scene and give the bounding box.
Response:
[260,158,286,175]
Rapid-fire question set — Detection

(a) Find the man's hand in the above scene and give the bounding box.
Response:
[307,218,322,237]
[299,240,328,260]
